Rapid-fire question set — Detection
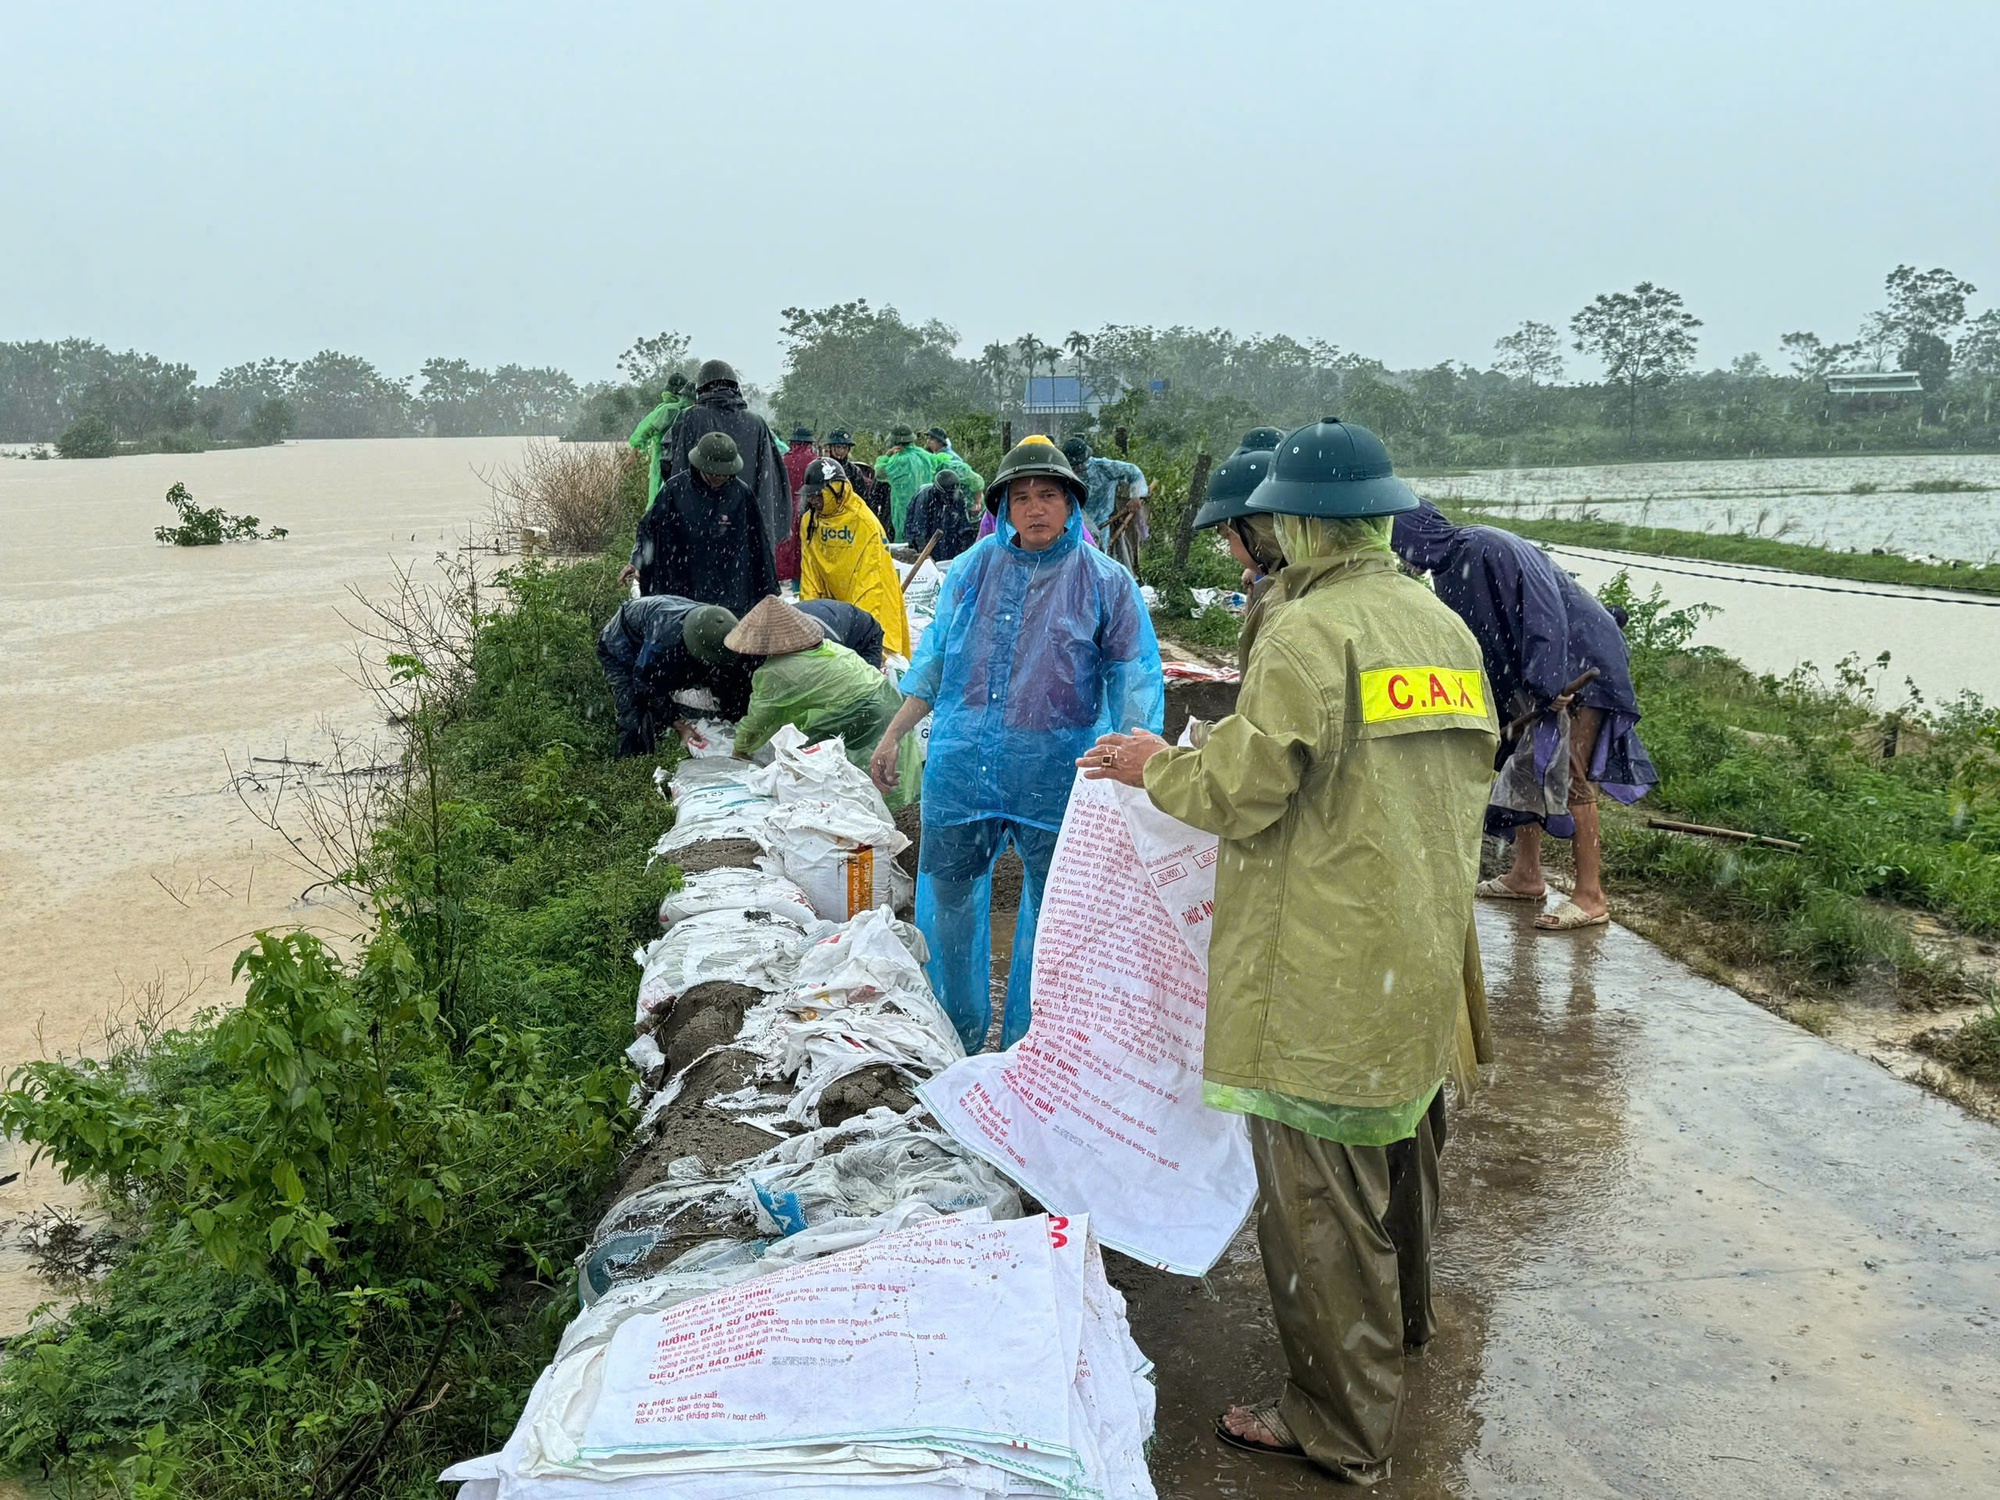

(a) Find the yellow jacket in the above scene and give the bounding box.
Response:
[799,481,912,659]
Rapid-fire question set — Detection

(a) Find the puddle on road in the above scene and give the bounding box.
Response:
[1133,905,2000,1497]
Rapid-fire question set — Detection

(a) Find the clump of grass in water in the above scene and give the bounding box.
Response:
[1908,477,1992,494]
[152,480,287,545]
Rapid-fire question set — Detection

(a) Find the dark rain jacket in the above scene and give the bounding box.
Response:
[630,469,778,617]
[905,480,980,561]
[1391,502,1656,797]
[597,595,755,757]
[796,598,885,668]
[665,389,791,573]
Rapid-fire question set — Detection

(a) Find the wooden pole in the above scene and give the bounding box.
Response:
[1646,817,1803,853]
[1171,452,1212,578]
[1002,420,1013,451]
[901,532,941,588]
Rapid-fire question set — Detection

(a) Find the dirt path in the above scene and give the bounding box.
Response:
[0,437,532,1338]
[1119,904,2000,1496]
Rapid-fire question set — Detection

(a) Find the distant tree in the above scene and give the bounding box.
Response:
[1879,264,1976,348]
[1957,310,2000,378]
[1730,352,1771,378]
[287,351,411,438]
[416,357,489,436]
[1066,330,1092,402]
[772,300,979,431]
[245,397,297,447]
[56,413,118,458]
[616,332,696,398]
[1493,320,1565,385]
[1015,334,1046,407]
[979,342,1015,408]
[1570,282,1702,440]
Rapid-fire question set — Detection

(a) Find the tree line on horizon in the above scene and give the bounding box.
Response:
[7,264,1997,465]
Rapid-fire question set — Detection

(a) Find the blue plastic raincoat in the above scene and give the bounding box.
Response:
[900,501,1164,1051]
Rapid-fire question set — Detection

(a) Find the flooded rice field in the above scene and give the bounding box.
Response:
[1420,452,2000,564]
[0,437,531,1335]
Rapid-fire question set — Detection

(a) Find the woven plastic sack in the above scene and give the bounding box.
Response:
[657,867,818,933]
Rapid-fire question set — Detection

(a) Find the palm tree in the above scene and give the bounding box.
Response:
[1015,334,1045,412]
[981,342,1014,408]
[1065,330,1092,408]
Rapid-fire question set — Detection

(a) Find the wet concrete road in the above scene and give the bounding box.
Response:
[1118,904,2000,1498]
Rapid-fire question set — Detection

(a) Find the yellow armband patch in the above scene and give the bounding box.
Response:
[1359,666,1486,723]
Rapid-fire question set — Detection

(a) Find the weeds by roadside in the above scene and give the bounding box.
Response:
[480,438,636,555]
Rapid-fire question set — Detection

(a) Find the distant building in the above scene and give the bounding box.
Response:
[1020,374,1127,436]
[1826,370,1923,396]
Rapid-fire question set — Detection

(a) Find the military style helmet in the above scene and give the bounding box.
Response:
[1246,418,1418,519]
[932,465,959,494]
[688,431,743,475]
[1061,436,1091,470]
[989,437,1087,509]
[825,428,855,447]
[789,424,814,443]
[1239,426,1285,451]
[682,605,739,665]
[694,358,739,389]
[1192,446,1277,531]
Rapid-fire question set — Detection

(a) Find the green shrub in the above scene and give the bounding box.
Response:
[153,481,288,545]
[57,413,118,459]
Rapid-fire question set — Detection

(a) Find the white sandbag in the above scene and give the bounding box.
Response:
[624,1033,666,1088]
[921,770,1256,1276]
[656,868,817,933]
[673,717,736,758]
[737,1128,1018,1236]
[633,909,806,1023]
[654,758,777,855]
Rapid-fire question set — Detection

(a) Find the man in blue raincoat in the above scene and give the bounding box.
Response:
[1391,500,1657,931]
[869,440,1164,1051]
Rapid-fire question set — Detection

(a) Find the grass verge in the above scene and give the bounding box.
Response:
[1460,511,2000,597]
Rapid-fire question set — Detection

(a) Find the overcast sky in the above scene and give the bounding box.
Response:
[7,1,1996,386]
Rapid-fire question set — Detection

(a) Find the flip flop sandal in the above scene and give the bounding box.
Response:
[1535,898,1610,932]
[1476,876,1545,902]
[1214,1401,1311,1463]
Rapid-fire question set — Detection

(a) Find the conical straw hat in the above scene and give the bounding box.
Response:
[723,595,826,656]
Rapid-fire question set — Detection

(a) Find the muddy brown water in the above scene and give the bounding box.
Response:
[0,437,535,1340]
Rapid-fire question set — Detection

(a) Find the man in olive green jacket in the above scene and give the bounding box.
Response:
[1085,420,1497,1487]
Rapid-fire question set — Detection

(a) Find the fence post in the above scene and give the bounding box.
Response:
[1173,452,1211,578]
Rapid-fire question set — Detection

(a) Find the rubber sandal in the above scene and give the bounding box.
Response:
[1535,898,1609,931]
[1476,876,1545,902]
[1213,1402,1310,1463]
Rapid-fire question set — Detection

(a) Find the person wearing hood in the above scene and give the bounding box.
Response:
[597,596,753,758]
[1192,434,1288,671]
[868,439,1163,1052]
[903,464,979,562]
[974,436,1097,545]
[1081,420,1496,1488]
[627,372,693,509]
[873,424,943,540]
[1063,436,1150,573]
[773,424,820,583]
[623,431,778,617]
[797,457,912,660]
[1391,499,1657,932]
[664,360,791,574]
[726,597,920,808]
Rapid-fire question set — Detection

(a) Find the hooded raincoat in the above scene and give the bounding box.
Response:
[904,479,980,561]
[1143,547,1497,1112]
[774,441,819,582]
[901,501,1164,1049]
[798,479,912,660]
[627,393,691,507]
[735,641,919,808]
[630,469,778,617]
[873,444,941,540]
[1391,502,1656,806]
[665,389,791,574]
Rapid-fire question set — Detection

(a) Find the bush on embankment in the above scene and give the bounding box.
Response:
[1595,574,2000,990]
[0,554,678,1498]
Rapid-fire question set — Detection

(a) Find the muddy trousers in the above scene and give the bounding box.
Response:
[1249,1091,1445,1474]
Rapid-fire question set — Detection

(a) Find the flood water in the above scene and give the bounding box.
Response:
[1420,452,2000,564]
[0,437,532,1336]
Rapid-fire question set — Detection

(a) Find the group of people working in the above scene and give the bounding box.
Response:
[608,358,1655,1487]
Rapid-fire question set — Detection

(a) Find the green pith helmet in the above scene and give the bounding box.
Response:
[1239,426,1285,451]
[682,605,739,665]
[1193,446,1277,530]
[886,424,916,446]
[694,358,738,389]
[689,431,743,475]
[1246,418,1418,519]
[989,437,1087,510]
